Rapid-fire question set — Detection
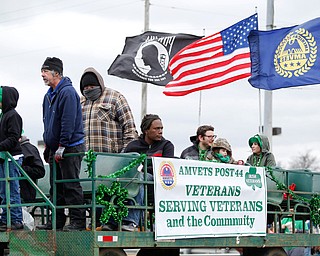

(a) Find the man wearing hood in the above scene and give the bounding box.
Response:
[246,134,276,167]
[79,67,137,153]
[37,57,86,231]
[79,67,137,231]
[0,86,24,231]
[180,125,215,161]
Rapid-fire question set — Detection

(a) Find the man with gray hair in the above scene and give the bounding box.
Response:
[37,57,86,231]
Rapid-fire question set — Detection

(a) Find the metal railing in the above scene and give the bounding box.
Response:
[0,151,54,230]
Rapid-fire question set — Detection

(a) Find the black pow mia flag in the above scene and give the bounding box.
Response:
[108,31,202,86]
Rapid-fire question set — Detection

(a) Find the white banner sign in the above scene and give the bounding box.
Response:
[152,157,267,240]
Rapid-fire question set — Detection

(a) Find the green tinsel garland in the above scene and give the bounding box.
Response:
[97,154,147,179]
[266,167,320,225]
[84,151,147,224]
[83,149,96,177]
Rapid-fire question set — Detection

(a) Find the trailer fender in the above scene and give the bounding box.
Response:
[136,248,180,256]
[99,248,127,256]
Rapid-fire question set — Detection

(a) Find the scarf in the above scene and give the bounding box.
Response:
[214,153,230,163]
[83,87,102,101]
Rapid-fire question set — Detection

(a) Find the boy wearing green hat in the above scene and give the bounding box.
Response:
[246,134,276,167]
[0,86,24,231]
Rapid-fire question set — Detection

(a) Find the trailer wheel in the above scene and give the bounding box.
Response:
[243,247,286,256]
[136,248,179,256]
[99,248,127,256]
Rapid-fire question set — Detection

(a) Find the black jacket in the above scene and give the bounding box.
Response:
[0,86,22,156]
[19,137,45,202]
[124,135,174,174]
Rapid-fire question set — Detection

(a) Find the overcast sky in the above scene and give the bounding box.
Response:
[0,0,319,168]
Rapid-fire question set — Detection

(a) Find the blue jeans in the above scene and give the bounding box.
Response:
[122,173,145,225]
[123,173,154,225]
[286,247,311,256]
[304,247,311,256]
[106,172,153,226]
[0,157,23,224]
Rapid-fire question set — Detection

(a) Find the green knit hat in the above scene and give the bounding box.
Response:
[249,134,262,148]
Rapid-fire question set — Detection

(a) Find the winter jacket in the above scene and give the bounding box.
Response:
[80,68,137,153]
[180,136,212,160]
[42,77,84,151]
[124,135,174,157]
[246,134,276,167]
[124,135,174,174]
[180,144,199,160]
[19,136,45,202]
[0,86,23,156]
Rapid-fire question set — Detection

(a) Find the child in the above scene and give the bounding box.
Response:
[0,86,24,231]
[209,138,243,164]
[246,134,276,167]
[19,134,45,203]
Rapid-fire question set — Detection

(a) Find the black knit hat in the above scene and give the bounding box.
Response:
[81,72,100,88]
[41,57,63,74]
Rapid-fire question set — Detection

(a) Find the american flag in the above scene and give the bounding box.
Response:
[163,14,258,96]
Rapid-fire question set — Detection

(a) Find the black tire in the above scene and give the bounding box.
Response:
[243,247,287,256]
[99,248,127,256]
[137,248,180,256]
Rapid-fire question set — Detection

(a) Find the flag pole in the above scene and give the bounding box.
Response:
[264,0,274,149]
[259,89,262,133]
[141,0,150,119]
[197,28,206,126]
[198,28,206,126]
[198,91,202,126]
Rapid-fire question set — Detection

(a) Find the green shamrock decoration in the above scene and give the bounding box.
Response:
[84,151,147,224]
[245,166,262,190]
[96,181,129,224]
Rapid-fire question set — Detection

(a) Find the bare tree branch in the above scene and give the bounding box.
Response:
[289,151,320,171]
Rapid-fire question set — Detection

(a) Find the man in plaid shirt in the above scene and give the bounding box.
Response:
[80,67,137,153]
[80,67,138,231]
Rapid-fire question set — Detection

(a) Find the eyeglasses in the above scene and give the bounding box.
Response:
[204,135,217,139]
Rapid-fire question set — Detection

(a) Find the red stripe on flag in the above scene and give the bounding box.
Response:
[163,14,258,96]
[170,52,250,83]
[164,73,250,97]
